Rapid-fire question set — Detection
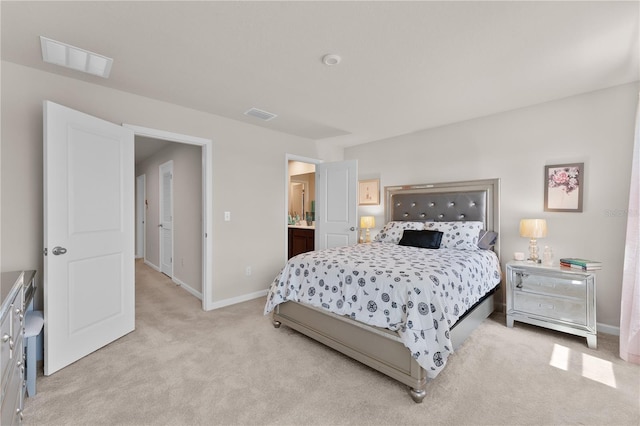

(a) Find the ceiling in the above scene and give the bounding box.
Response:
[2,1,639,148]
[134,136,172,164]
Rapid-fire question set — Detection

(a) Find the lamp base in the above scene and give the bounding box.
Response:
[528,238,539,262]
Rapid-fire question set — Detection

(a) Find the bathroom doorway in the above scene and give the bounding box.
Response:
[286,156,319,260]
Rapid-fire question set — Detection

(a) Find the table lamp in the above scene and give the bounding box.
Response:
[519,219,547,262]
[360,216,375,243]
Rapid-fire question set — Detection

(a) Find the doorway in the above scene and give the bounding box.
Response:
[126,124,214,311]
[286,155,320,259]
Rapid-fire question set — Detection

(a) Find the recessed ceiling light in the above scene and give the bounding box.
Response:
[40,36,113,78]
[322,54,341,66]
[244,107,277,121]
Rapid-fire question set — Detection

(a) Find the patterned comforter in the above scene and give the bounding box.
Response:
[264,242,501,378]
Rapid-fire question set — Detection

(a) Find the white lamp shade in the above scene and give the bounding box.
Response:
[360,216,375,229]
[519,219,547,238]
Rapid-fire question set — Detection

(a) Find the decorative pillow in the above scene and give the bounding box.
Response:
[424,221,484,250]
[374,221,426,244]
[477,229,499,250]
[398,229,443,249]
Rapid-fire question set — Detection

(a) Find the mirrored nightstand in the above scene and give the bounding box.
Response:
[506,261,597,349]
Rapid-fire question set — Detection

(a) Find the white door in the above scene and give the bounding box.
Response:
[135,174,146,259]
[316,160,358,249]
[43,101,134,375]
[159,161,173,276]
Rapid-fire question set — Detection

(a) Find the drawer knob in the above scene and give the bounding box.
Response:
[1,334,9,343]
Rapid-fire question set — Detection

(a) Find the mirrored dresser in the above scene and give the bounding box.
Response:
[1,270,36,425]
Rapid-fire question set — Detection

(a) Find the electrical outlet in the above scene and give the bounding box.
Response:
[224,211,231,221]
[245,266,252,276]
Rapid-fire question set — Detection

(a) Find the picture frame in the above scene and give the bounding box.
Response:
[544,163,584,212]
[358,179,380,205]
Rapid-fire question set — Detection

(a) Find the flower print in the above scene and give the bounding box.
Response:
[553,170,568,184]
[548,166,580,194]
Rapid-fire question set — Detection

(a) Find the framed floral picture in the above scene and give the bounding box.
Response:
[544,163,584,212]
[358,179,380,205]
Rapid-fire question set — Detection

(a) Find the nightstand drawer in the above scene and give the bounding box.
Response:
[514,292,586,325]
[514,271,585,299]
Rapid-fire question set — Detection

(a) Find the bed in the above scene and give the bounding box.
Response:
[265,179,501,402]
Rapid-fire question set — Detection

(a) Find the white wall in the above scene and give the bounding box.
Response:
[345,82,639,330]
[0,61,326,308]
[135,142,202,296]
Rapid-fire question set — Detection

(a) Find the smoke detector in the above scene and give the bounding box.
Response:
[322,54,341,66]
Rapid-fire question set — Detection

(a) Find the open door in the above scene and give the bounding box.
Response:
[135,174,146,259]
[315,160,358,249]
[159,161,173,276]
[43,101,135,375]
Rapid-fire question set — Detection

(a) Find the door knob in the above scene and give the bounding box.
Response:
[52,246,67,255]
[350,227,356,231]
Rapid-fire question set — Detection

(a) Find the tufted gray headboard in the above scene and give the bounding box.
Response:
[384,179,501,255]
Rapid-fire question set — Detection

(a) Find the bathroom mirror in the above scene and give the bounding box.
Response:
[289,172,315,222]
[289,181,305,217]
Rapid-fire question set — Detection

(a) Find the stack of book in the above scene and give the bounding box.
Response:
[559,258,602,271]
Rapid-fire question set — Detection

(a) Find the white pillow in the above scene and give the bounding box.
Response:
[424,221,483,250]
[374,221,426,244]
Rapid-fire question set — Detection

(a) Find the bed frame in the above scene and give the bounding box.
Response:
[272,178,501,403]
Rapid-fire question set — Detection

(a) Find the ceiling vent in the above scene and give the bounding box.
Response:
[244,107,277,121]
[40,36,113,78]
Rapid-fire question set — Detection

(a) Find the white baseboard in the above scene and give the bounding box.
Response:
[207,289,268,311]
[597,322,620,336]
[172,276,202,300]
[144,259,160,272]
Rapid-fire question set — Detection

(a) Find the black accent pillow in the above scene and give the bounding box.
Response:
[477,230,498,250]
[398,230,443,249]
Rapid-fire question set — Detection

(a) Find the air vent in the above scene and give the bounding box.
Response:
[244,107,277,121]
[40,36,113,78]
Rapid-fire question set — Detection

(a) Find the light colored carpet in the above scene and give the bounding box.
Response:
[24,261,640,425]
